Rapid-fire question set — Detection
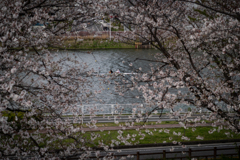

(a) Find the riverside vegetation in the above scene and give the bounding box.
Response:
[49,38,135,50]
[1,0,240,159]
[53,127,240,148]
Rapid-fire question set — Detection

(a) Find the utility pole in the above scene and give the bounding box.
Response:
[109,15,112,41]
[110,18,111,40]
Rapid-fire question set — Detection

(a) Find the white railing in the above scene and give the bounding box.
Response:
[63,103,210,115]
[79,103,150,115]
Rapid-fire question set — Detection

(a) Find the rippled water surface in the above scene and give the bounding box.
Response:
[56,49,196,113]
[57,49,160,103]
[59,49,160,73]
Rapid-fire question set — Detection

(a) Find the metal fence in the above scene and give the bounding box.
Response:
[62,103,210,116]
[85,145,240,160]
[62,103,154,115]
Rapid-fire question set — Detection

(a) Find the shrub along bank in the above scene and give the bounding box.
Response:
[49,39,135,50]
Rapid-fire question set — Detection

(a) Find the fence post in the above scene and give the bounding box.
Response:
[163,150,166,159]
[111,105,114,115]
[189,148,192,159]
[82,105,84,124]
[81,105,84,114]
[137,152,140,160]
[239,146,240,159]
[214,147,217,160]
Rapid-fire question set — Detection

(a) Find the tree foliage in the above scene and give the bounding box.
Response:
[102,0,240,138]
[1,0,240,159]
[0,0,102,159]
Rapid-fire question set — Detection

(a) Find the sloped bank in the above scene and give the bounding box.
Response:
[49,39,136,50]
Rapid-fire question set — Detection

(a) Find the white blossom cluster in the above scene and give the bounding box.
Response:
[1,0,240,159]
[99,0,240,153]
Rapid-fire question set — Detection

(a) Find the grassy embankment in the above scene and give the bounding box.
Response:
[62,126,240,148]
[3,111,239,149]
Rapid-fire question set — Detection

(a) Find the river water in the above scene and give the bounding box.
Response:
[59,49,160,74]
[57,49,195,114]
